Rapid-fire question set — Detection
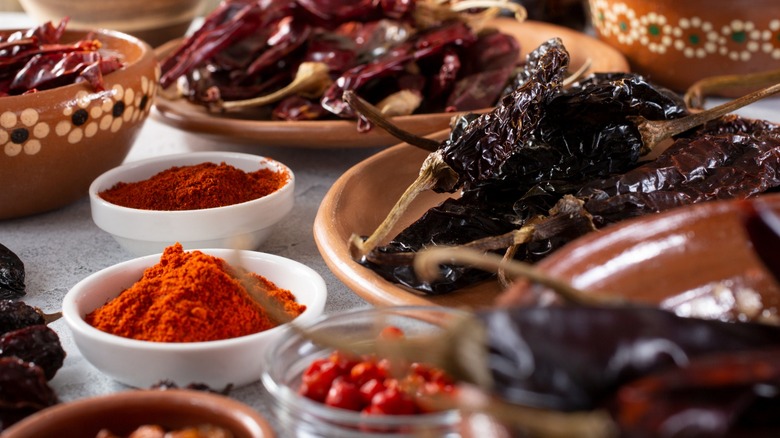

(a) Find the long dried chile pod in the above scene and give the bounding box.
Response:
[439,38,570,184]
[612,349,780,437]
[580,118,780,226]
[472,306,780,411]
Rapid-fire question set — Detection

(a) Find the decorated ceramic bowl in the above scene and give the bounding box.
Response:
[2,389,275,438]
[0,28,158,220]
[62,248,327,388]
[89,151,295,256]
[587,0,780,93]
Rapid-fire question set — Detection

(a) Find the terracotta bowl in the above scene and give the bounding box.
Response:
[497,194,780,322]
[2,389,275,438]
[587,0,780,93]
[0,28,158,220]
[18,0,205,47]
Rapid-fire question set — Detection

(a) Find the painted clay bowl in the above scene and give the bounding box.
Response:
[0,28,158,220]
[587,0,780,93]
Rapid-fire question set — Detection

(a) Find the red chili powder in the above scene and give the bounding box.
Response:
[84,243,306,343]
[99,161,289,210]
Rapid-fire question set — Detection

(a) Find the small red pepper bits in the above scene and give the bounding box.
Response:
[297,326,456,415]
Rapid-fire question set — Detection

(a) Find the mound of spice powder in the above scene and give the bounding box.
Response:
[98,161,289,210]
[85,243,306,343]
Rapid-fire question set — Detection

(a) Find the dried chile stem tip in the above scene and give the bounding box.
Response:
[210,62,332,112]
[633,80,780,154]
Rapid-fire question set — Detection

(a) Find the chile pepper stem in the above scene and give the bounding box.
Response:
[215,62,331,112]
[350,151,458,260]
[634,81,780,154]
[414,246,625,306]
[344,90,441,152]
[42,310,62,325]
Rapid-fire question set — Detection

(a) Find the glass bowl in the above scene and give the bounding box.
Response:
[261,306,469,437]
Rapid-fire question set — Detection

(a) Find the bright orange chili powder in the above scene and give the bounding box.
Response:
[98,161,289,210]
[85,243,306,343]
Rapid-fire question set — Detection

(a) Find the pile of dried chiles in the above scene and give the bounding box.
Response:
[159,0,525,130]
[0,244,66,430]
[0,18,124,96]
[351,37,780,295]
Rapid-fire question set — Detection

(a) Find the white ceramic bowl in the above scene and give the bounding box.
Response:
[89,151,294,256]
[62,248,327,389]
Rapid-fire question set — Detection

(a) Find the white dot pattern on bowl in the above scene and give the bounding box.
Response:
[2,73,157,157]
[590,0,780,60]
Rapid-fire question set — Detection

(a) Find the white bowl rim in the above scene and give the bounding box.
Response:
[88,151,295,215]
[62,248,327,351]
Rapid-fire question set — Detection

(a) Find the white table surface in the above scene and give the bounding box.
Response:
[2,10,780,435]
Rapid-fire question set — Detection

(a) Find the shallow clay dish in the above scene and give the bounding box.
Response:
[152,18,629,148]
[588,0,780,93]
[2,389,275,438]
[497,194,780,317]
[0,28,158,220]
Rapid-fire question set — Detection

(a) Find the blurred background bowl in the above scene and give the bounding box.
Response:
[89,151,295,256]
[587,0,780,93]
[62,248,327,388]
[18,0,207,47]
[497,193,780,321]
[2,389,275,438]
[0,28,157,220]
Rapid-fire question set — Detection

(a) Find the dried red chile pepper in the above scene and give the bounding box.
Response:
[0,19,124,96]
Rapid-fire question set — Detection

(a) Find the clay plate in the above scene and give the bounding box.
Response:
[152,18,629,148]
[313,139,780,310]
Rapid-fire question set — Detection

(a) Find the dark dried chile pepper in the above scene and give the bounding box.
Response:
[0,325,65,380]
[473,306,780,412]
[0,301,43,335]
[0,245,24,300]
[0,357,58,430]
